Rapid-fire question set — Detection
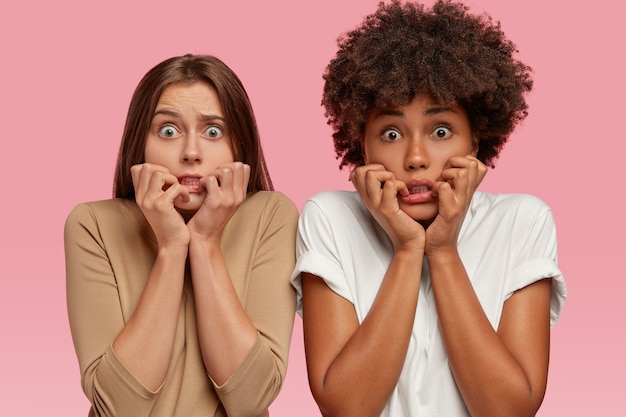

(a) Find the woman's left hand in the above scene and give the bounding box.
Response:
[187,162,250,242]
[425,155,487,255]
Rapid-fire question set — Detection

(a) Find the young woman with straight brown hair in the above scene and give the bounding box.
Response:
[65,54,298,417]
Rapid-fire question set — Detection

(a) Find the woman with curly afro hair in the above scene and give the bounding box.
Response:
[291,1,567,416]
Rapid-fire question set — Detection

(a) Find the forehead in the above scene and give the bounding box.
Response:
[156,81,222,111]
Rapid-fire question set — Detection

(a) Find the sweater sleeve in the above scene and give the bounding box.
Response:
[214,192,299,417]
[64,203,159,417]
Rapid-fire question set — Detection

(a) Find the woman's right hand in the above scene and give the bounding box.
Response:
[131,163,190,248]
[350,164,425,252]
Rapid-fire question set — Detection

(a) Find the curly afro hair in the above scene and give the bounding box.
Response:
[322,0,533,168]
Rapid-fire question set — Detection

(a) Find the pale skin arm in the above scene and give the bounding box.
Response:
[426,156,551,417]
[112,163,191,391]
[186,162,259,386]
[113,162,267,406]
[302,165,425,417]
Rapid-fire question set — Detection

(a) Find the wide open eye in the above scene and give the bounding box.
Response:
[159,125,179,138]
[432,126,452,139]
[382,128,402,141]
[205,125,224,139]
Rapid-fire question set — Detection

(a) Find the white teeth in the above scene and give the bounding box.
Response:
[180,178,200,185]
[409,185,429,194]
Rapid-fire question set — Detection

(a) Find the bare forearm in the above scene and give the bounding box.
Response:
[188,239,258,385]
[428,251,547,417]
[112,246,187,391]
[314,250,423,417]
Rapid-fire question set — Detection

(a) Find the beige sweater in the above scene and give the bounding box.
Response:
[65,191,298,417]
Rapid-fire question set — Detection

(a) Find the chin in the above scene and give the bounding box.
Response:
[399,201,438,224]
[174,194,204,212]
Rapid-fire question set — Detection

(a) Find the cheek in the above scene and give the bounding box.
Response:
[143,146,158,164]
[429,147,455,165]
[208,141,235,164]
[143,140,172,165]
[363,141,397,165]
[434,142,472,163]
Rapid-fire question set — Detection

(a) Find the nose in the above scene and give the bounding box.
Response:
[405,138,429,171]
[181,136,202,163]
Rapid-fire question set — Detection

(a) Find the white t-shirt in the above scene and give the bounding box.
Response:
[291,190,567,417]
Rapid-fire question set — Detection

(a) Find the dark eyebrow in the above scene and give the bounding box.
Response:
[153,109,181,118]
[424,106,458,116]
[372,105,458,119]
[371,108,405,119]
[152,109,225,122]
[198,113,226,122]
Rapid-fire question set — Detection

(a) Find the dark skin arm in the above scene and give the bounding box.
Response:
[303,156,552,417]
[302,165,424,417]
[426,156,551,416]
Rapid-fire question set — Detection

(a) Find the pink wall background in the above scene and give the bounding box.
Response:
[1,0,623,415]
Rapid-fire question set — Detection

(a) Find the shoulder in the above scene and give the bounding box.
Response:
[298,190,380,244]
[64,198,147,239]
[302,190,363,217]
[470,191,553,221]
[462,192,557,248]
[65,199,137,225]
[229,191,299,232]
[306,189,360,206]
[223,191,299,252]
[240,190,298,218]
[245,190,297,209]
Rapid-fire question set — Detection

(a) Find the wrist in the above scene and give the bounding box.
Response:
[393,245,425,263]
[393,237,425,254]
[425,246,460,264]
[156,243,189,260]
[188,234,221,254]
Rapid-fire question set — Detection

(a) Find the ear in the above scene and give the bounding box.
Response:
[471,135,479,157]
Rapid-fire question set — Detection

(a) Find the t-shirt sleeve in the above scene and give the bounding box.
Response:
[291,198,353,315]
[507,201,567,328]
